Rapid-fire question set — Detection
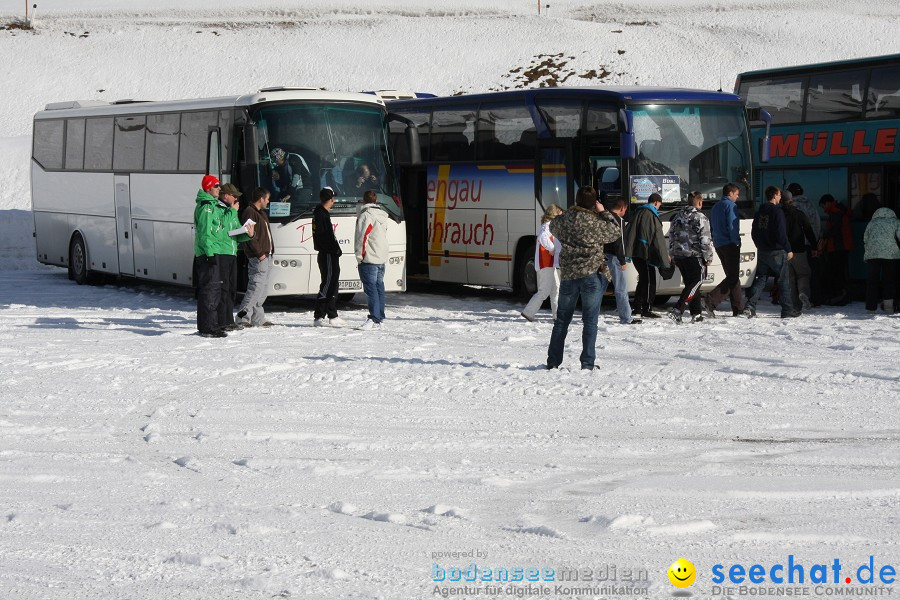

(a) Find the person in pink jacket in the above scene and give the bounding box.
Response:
[521,204,563,321]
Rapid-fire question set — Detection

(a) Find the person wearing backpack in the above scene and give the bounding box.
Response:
[667,192,714,323]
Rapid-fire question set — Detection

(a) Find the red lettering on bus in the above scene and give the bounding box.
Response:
[427,213,495,246]
[829,131,849,155]
[851,130,871,154]
[874,128,898,154]
[771,134,799,158]
[427,177,483,209]
[802,132,828,157]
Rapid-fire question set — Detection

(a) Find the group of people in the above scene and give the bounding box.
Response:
[192,174,391,337]
[521,182,900,370]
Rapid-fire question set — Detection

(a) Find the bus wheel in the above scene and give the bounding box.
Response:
[514,242,537,297]
[69,234,91,285]
[337,293,355,303]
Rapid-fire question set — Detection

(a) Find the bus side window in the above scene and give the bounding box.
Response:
[866,66,900,118]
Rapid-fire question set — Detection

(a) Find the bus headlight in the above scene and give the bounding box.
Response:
[289,260,298,267]
[739,252,755,263]
[280,260,289,267]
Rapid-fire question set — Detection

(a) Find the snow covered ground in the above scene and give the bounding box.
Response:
[1,1,900,598]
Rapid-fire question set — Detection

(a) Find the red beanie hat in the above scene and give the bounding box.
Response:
[201,175,220,192]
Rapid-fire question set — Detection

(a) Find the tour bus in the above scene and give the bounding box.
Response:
[32,88,420,296]
[385,87,768,298]
[735,53,900,279]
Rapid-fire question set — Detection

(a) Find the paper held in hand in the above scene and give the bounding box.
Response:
[228,219,256,237]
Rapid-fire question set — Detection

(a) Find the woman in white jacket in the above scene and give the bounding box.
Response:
[521,204,564,321]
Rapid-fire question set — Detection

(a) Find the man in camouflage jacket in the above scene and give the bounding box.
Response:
[667,192,714,322]
[547,186,621,370]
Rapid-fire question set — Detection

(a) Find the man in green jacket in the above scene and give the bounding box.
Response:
[216,183,254,330]
[194,175,226,337]
[193,177,254,337]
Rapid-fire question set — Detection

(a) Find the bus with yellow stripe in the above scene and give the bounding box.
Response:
[386,88,766,298]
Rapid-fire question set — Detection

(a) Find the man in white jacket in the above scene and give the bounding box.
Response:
[354,190,389,330]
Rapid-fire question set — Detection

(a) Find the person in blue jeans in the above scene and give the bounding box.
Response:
[354,190,389,330]
[746,186,798,318]
[547,186,621,370]
[597,195,640,324]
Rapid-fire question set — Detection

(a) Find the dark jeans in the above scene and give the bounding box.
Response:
[747,250,794,315]
[194,255,222,334]
[217,254,237,326]
[358,262,386,323]
[707,243,745,312]
[632,257,657,315]
[674,256,705,315]
[865,259,897,310]
[314,252,341,320]
[547,273,603,369]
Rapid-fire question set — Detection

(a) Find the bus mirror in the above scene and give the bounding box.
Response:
[406,124,422,166]
[618,109,636,160]
[758,108,772,163]
[621,132,636,160]
[388,112,422,165]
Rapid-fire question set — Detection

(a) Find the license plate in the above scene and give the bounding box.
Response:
[338,280,363,290]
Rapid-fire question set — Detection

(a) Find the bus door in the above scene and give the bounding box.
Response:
[114,175,135,276]
[536,141,573,210]
[586,136,622,198]
[402,166,429,276]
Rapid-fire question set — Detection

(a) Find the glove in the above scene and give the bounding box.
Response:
[659,263,676,280]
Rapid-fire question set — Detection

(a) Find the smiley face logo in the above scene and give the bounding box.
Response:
[667,558,696,588]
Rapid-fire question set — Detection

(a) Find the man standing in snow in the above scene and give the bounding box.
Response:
[704,182,748,317]
[546,186,620,370]
[193,175,227,338]
[216,183,254,331]
[236,187,274,328]
[313,187,344,327]
[746,186,797,318]
[354,190,389,330]
[624,192,671,318]
[667,192,714,323]
[597,195,640,325]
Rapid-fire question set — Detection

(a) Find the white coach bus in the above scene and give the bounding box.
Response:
[31,88,420,296]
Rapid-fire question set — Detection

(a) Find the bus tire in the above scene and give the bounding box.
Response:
[337,292,355,303]
[69,233,93,286]
[514,239,537,297]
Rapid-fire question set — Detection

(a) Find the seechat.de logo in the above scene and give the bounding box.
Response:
[668,559,697,588]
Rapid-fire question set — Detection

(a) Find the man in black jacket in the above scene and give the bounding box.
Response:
[598,195,641,324]
[782,191,818,311]
[746,186,798,318]
[313,187,344,326]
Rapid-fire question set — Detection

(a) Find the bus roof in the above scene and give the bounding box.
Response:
[35,88,386,119]
[736,53,900,80]
[386,86,743,107]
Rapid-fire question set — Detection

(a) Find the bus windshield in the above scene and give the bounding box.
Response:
[254,103,400,223]
[631,103,752,209]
